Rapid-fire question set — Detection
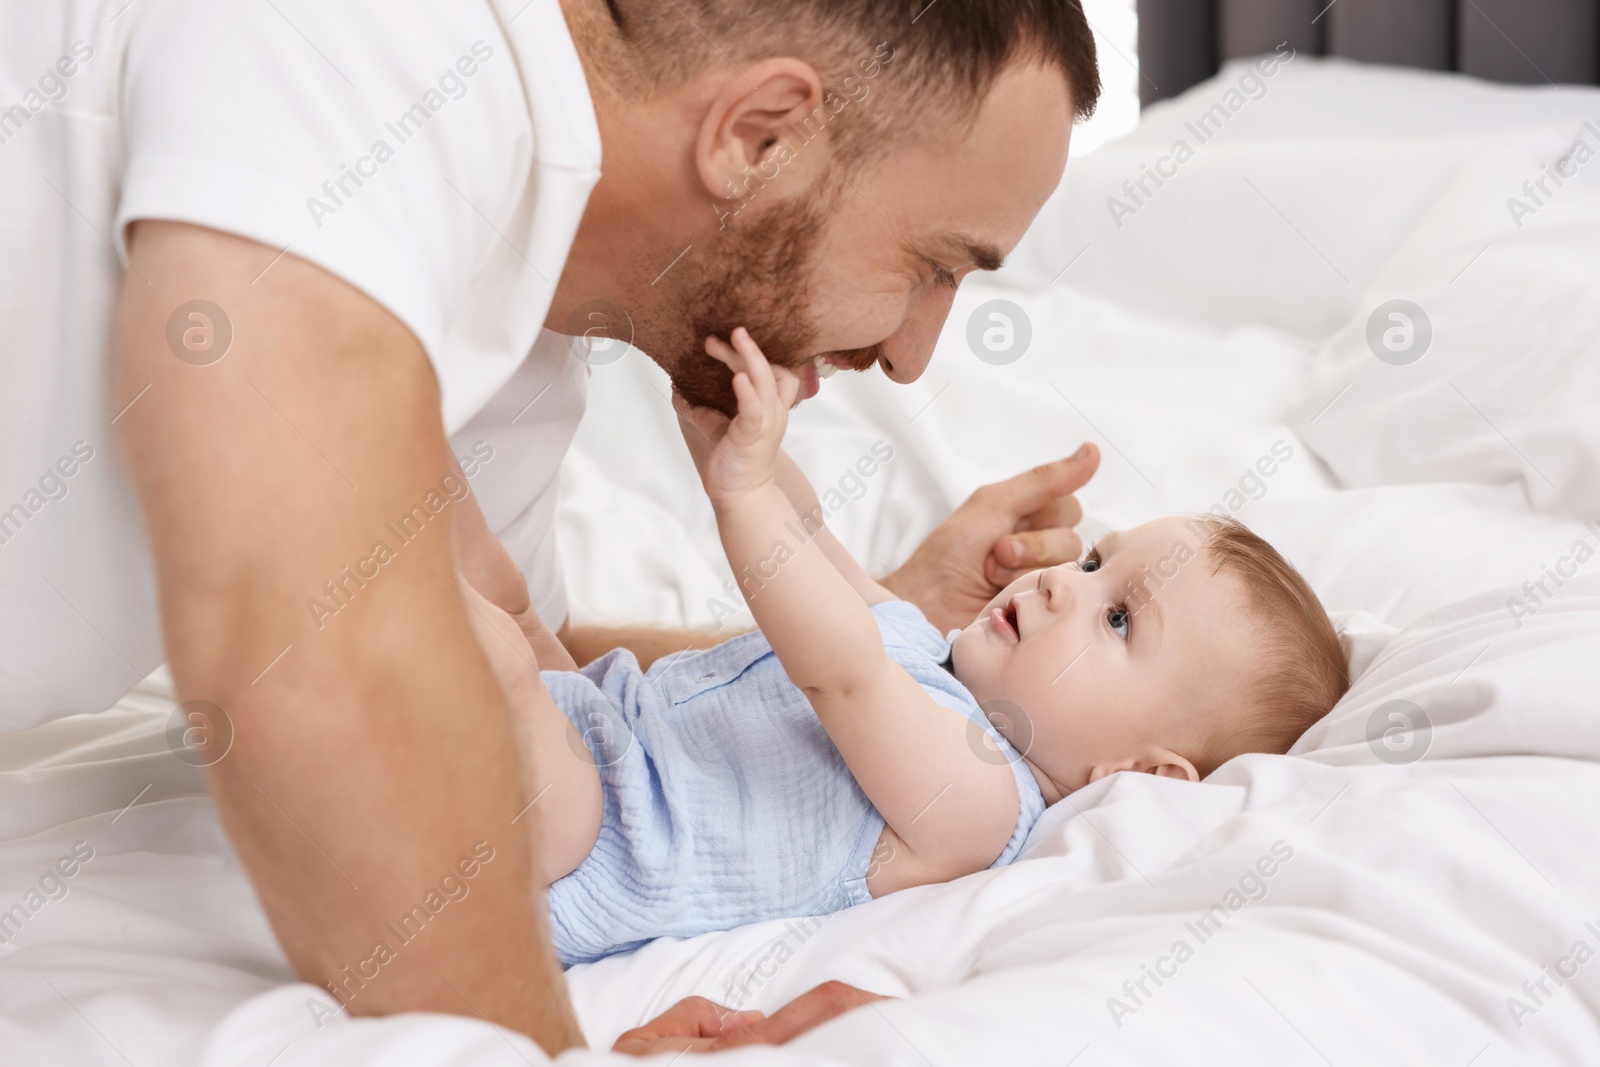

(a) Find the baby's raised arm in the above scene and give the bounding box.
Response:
[771,449,897,608]
[677,330,1019,889]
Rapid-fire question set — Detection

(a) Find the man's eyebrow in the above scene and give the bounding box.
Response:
[934,235,1005,273]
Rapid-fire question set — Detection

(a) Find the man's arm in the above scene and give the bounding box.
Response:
[113,222,583,1052]
[561,623,724,670]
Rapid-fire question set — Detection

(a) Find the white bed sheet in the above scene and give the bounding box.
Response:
[4,58,1600,1065]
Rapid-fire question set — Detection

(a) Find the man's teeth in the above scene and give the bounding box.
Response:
[812,355,837,379]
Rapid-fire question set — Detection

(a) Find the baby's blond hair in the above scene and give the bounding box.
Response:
[1183,515,1349,776]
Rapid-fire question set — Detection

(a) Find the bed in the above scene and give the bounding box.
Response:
[3,56,1599,1066]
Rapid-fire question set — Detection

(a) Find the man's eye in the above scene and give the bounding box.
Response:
[1107,606,1130,640]
[932,264,958,290]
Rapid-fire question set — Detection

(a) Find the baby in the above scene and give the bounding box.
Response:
[472,329,1350,966]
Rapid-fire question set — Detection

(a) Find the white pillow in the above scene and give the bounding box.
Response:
[1222,477,1600,765]
[1285,124,1600,521]
[1123,57,1600,144]
[1005,133,1491,342]
[1228,480,1596,629]
[1003,59,1600,344]
[1291,573,1600,764]
[1208,479,1600,765]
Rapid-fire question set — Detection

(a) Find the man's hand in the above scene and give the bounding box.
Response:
[880,444,1100,632]
[613,982,889,1055]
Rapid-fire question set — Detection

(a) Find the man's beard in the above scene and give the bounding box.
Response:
[657,186,881,416]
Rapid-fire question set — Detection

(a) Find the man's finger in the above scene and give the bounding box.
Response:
[994,526,1086,571]
[612,995,744,1052]
[1020,490,1084,533]
[988,526,1085,585]
[978,444,1099,516]
[712,981,888,1048]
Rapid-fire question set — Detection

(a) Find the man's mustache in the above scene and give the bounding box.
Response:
[765,344,881,374]
[822,345,882,373]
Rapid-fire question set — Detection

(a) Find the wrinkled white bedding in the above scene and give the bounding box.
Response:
[4,58,1600,1065]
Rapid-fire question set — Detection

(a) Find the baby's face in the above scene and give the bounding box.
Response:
[950,516,1261,799]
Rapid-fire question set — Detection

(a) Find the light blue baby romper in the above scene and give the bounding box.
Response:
[542,599,1046,966]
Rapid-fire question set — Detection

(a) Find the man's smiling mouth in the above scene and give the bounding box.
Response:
[795,351,875,402]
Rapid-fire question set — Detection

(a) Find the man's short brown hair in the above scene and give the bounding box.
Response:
[602,0,1101,163]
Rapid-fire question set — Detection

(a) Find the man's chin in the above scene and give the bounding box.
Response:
[670,372,739,418]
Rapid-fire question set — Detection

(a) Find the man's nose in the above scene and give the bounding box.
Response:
[875,287,957,384]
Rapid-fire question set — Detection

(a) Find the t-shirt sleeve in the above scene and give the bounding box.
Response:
[115,0,532,370]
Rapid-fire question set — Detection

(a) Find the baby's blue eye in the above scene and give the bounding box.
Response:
[1084,549,1129,638]
[1107,607,1130,640]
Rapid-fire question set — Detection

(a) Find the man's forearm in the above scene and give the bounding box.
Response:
[200,592,583,1046]
[561,622,729,670]
[115,222,583,1054]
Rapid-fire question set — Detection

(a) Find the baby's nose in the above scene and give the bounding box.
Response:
[1040,565,1075,609]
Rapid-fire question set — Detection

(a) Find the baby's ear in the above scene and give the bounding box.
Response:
[1143,750,1200,783]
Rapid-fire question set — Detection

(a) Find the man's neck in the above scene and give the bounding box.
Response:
[548,0,707,338]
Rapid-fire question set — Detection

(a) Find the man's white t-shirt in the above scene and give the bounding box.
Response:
[0,0,602,730]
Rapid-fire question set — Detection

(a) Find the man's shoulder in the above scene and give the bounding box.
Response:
[114,0,569,388]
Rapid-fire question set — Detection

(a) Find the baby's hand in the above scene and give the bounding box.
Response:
[674,327,801,507]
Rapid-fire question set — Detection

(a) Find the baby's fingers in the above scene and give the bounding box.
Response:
[771,365,802,410]
[729,328,779,402]
[704,335,743,374]
[729,370,763,428]
[708,333,775,416]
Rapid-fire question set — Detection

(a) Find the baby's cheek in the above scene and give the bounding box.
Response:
[1015,645,1078,711]
[1017,646,1068,697]
[951,630,993,695]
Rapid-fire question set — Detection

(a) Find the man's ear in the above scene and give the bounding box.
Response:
[693,57,828,204]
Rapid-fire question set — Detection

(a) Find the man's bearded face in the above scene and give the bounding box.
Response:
[652,183,881,416]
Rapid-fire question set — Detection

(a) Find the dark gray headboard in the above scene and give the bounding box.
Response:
[1136,0,1600,106]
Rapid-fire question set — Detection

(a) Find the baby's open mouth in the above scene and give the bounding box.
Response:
[991,598,1021,641]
